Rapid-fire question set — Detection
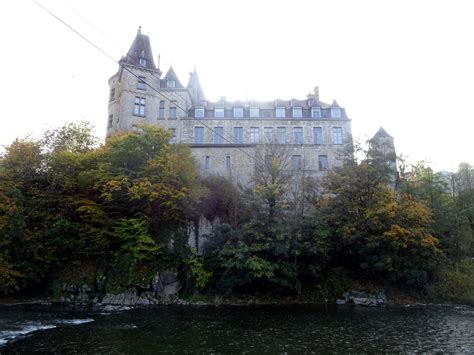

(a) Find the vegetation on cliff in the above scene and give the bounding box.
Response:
[0,123,473,303]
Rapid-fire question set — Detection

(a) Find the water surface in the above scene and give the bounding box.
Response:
[1,304,473,353]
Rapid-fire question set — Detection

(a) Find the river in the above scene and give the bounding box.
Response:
[1,303,473,353]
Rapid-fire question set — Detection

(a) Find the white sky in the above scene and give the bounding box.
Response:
[0,0,473,172]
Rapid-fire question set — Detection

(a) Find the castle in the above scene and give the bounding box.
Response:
[107,28,354,186]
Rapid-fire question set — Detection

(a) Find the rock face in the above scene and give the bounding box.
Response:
[152,270,181,302]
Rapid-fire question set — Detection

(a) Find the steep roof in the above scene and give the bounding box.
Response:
[121,27,159,72]
[372,127,393,139]
[162,66,184,88]
[187,68,205,103]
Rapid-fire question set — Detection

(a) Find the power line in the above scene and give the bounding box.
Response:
[35,0,264,166]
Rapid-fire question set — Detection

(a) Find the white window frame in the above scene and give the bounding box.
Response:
[275,107,286,118]
[250,127,259,144]
[233,127,243,144]
[167,80,176,88]
[294,127,303,144]
[313,127,323,145]
[332,127,343,145]
[292,107,303,118]
[133,97,146,117]
[249,107,260,118]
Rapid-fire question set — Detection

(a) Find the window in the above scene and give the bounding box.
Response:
[265,155,273,171]
[159,101,165,118]
[108,114,113,128]
[195,107,205,118]
[332,127,343,145]
[277,127,286,144]
[133,97,145,116]
[233,127,243,144]
[139,57,147,66]
[292,155,302,170]
[166,80,176,88]
[331,107,342,118]
[214,127,224,144]
[292,107,303,118]
[233,107,243,118]
[215,107,224,118]
[318,155,329,171]
[169,102,177,118]
[250,107,260,118]
[225,156,231,169]
[275,107,286,118]
[194,127,204,144]
[137,76,146,90]
[294,127,303,144]
[205,156,211,169]
[250,127,259,143]
[311,107,321,118]
[264,127,273,143]
[313,127,323,145]
[169,128,176,144]
[109,88,115,102]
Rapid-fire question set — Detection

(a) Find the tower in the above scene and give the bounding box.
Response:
[107,27,191,138]
[369,127,398,189]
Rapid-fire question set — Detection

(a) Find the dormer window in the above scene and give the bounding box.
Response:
[215,107,224,118]
[195,107,205,118]
[292,107,302,118]
[250,107,260,118]
[275,107,286,118]
[331,107,341,118]
[166,80,176,88]
[311,107,321,118]
[139,57,147,66]
[233,107,244,118]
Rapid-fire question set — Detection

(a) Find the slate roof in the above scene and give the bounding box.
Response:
[162,66,184,88]
[121,27,159,72]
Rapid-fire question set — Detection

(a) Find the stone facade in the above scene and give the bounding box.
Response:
[107,29,353,186]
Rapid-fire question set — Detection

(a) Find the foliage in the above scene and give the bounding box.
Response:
[0,123,201,294]
[429,259,474,305]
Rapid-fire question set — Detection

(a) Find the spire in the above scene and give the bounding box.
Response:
[187,67,206,103]
[121,28,160,72]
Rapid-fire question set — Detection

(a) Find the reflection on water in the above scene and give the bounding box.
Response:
[1,304,473,353]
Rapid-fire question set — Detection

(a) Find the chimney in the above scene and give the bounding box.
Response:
[314,86,320,101]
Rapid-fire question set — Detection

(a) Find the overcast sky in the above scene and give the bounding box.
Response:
[1,0,473,172]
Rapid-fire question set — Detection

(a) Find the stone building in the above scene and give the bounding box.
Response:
[107,28,353,186]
